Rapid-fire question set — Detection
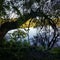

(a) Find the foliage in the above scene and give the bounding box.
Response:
[0,0,60,51]
[50,47,60,54]
[8,29,27,41]
[0,39,60,60]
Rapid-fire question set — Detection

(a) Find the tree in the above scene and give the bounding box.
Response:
[0,0,60,49]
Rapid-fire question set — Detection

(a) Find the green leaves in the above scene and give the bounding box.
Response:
[4,5,10,10]
[9,29,27,42]
[23,40,30,47]
[0,0,6,16]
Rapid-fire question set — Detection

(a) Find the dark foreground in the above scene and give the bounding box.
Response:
[0,47,60,60]
[0,39,60,60]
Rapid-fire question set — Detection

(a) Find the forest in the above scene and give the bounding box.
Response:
[0,0,60,60]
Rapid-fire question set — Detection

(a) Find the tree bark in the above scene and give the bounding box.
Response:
[0,21,18,40]
[0,10,58,49]
[0,14,31,40]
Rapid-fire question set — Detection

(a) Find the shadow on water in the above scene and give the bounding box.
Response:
[5,26,60,47]
[0,26,59,60]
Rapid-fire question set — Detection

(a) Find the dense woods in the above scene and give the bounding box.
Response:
[0,0,60,60]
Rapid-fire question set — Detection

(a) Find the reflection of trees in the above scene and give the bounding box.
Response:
[0,0,60,50]
[8,29,27,42]
[32,17,59,50]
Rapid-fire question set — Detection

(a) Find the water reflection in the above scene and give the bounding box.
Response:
[5,26,60,47]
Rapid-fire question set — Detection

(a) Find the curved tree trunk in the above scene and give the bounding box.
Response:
[0,30,7,40]
[0,14,31,41]
[0,10,58,49]
[0,21,18,40]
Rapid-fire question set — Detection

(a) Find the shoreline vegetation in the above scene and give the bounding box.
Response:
[0,18,60,28]
[0,39,60,60]
[0,18,60,60]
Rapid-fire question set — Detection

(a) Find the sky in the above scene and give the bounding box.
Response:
[6,0,60,18]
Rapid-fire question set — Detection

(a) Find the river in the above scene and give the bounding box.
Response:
[5,26,60,47]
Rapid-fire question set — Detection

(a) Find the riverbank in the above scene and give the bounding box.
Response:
[0,44,60,60]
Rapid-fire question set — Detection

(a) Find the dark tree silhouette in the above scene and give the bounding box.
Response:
[0,0,60,50]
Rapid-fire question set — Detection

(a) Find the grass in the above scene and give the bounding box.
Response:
[0,46,60,60]
[49,47,60,54]
[0,39,60,60]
